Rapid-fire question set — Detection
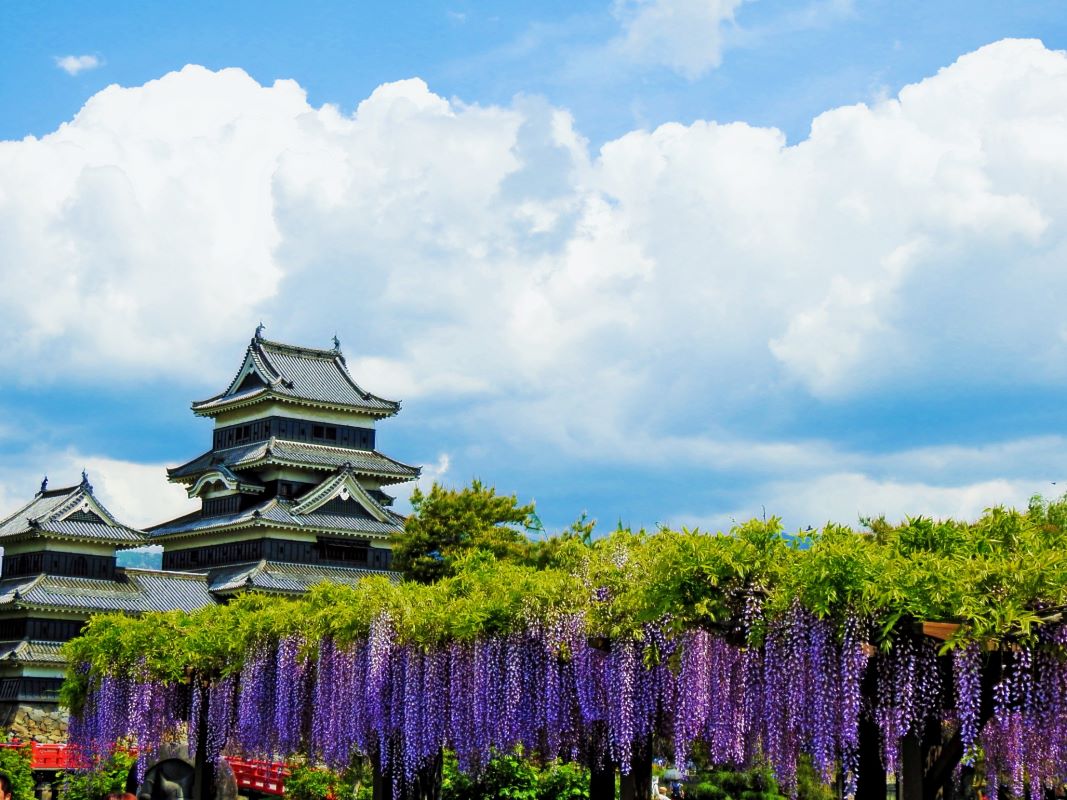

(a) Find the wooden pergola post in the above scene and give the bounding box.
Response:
[620,735,652,800]
[372,744,394,800]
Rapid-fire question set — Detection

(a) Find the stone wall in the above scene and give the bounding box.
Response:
[0,702,69,744]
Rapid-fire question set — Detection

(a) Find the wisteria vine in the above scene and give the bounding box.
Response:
[69,611,1067,799]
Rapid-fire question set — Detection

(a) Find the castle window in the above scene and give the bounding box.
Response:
[318,537,369,565]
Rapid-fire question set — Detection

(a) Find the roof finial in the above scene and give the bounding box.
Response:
[332,333,341,352]
[255,321,266,341]
[80,469,92,493]
[38,476,47,495]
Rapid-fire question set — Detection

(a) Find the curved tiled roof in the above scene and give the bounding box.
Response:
[149,495,403,541]
[0,640,66,665]
[37,519,144,542]
[192,337,400,417]
[168,439,420,485]
[207,560,399,595]
[0,570,215,614]
[0,483,146,545]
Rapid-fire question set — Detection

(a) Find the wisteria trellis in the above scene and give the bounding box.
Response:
[67,610,1067,797]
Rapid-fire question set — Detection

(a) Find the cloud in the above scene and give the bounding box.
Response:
[1,40,1066,484]
[391,453,452,513]
[0,452,194,530]
[610,0,743,78]
[677,472,1040,533]
[664,434,1065,531]
[55,55,102,76]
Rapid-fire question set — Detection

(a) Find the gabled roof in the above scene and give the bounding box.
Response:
[290,467,393,522]
[0,569,215,614]
[0,480,146,546]
[148,490,404,542]
[192,335,400,418]
[167,438,420,486]
[207,560,400,595]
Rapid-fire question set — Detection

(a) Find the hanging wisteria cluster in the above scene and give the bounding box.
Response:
[66,613,1067,798]
[873,627,944,774]
[68,666,185,780]
[70,606,872,796]
[970,625,1067,799]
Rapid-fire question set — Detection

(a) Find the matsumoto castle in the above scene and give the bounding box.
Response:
[0,330,421,740]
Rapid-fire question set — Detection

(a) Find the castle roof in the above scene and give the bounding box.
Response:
[192,335,400,418]
[167,438,420,486]
[0,569,215,614]
[0,640,65,666]
[206,559,400,596]
[0,480,146,547]
[148,492,404,543]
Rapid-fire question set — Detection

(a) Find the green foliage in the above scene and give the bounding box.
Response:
[442,749,539,800]
[56,749,136,800]
[441,750,588,800]
[682,763,787,800]
[284,759,368,800]
[535,761,589,799]
[527,514,597,571]
[794,758,834,800]
[392,480,536,583]
[61,489,1067,715]
[682,753,841,800]
[0,744,36,800]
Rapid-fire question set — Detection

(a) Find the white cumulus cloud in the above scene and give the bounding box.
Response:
[666,435,1065,532]
[55,54,102,76]
[680,472,1040,533]
[0,39,1065,478]
[0,453,194,530]
[610,0,743,78]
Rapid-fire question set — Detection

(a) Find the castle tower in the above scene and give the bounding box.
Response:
[150,330,420,595]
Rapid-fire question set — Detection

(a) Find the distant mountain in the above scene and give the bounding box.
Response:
[117,545,164,570]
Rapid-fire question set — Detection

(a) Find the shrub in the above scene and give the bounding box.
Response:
[537,761,588,800]
[0,744,36,800]
[56,749,136,800]
[284,759,369,800]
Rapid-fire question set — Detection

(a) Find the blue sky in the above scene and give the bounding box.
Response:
[1,1,1067,535]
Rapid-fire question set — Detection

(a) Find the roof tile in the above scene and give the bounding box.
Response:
[149,495,402,539]
[193,338,399,416]
[168,439,419,484]
[0,570,215,613]
[208,560,399,594]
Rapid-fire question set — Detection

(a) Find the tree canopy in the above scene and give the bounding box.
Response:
[390,480,535,583]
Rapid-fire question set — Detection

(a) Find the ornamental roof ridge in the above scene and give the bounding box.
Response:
[191,333,400,417]
[186,465,265,499]
[0,481,146,544]
[0,482,86,529]
[257,337,345,359]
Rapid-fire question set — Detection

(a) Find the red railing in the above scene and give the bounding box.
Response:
[0,744,289,796]
[0,742,73,770]
[225,757,289,795]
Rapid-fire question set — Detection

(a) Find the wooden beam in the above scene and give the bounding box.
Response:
[921,621,959,641]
